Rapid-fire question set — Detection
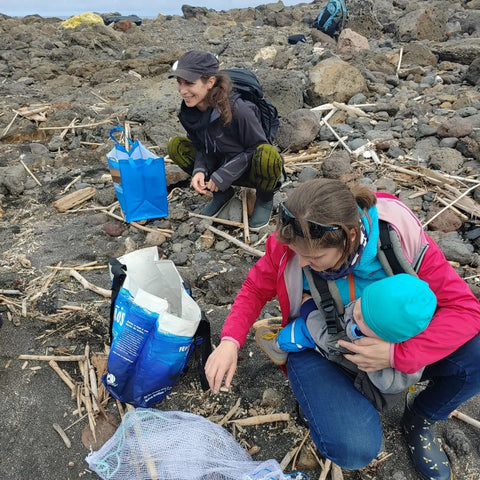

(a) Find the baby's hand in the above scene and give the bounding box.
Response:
[301,292,312,304]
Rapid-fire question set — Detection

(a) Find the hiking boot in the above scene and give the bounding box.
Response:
[254,326,287,365]
[249,197,273,231]
[201,187,234,217]
[402,403,452,480]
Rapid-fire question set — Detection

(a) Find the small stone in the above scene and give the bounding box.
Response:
[103,221,126,237]
[445,428,472,456]
[261,388,283,408]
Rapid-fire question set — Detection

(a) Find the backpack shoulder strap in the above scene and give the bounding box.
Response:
[108,257,127,339]
[303,267,342,334]
[378,220,419,277]
[193,312,212,391]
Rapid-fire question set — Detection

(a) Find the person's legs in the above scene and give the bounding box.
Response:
[414,333,480,419]
[238,144,283,230]
[248,144,284,193]
[167,136,234,216]
[402,333,480,480]
[166,136,196,175]
[287,349,382,469]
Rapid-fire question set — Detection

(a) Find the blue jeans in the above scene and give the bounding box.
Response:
[286,333,480,469]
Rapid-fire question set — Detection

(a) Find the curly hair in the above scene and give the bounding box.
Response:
[202,72,233,125]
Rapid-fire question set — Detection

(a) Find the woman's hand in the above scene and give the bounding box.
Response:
[206,178,219,192]
[338,337,391,372]
[191,172,208,194]
[205,339,238,394]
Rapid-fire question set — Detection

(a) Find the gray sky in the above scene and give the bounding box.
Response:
[1,0,302,18]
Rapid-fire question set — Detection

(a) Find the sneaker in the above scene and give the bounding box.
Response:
[201,187,234,217]
[402,403,452,480]
[249,197,273,231]
[254,326,288,365]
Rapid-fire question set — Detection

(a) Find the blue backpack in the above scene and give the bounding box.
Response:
[312,0,348,38]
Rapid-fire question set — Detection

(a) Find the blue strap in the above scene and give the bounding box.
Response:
[109,125,135,148]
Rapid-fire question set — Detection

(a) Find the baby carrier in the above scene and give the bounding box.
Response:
[304,194,429,411]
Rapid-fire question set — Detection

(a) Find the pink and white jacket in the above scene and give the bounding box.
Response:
[221,193,480,373]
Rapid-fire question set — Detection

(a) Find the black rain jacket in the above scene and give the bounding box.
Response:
[178,94,268,191]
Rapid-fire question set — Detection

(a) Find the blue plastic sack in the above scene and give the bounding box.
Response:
[102,247,205,407]
[107,126,168,223]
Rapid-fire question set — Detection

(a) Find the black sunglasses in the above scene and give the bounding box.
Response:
[278,202,340,239]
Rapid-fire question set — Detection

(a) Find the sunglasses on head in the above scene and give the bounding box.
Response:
[278,202,340,239]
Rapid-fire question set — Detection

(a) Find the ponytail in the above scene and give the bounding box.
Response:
[205,73,233,125]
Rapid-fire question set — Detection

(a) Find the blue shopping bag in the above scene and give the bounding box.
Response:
[103,247,212,407]
[107,126,168,223]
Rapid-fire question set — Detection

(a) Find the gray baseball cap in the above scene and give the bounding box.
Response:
[169,51,219,82]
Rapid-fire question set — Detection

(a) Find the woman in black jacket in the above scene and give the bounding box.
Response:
[167,50,283,230]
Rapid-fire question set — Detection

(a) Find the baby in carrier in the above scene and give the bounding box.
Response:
[256,273,437,394]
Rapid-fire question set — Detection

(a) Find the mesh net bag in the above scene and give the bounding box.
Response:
[86,408,306,480]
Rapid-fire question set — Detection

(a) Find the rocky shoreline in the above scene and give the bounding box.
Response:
[1,1,480,479]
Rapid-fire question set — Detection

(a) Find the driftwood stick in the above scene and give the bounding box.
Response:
[396,46,404,76]
[311,102,375,112]
[0,289,22,295]
[62,174,82,193]
[58,305,85,312]
[19,158,42,186]
[69,270,111,298]
[331,463,344,480]
[280,447,298,471]
[52,187,97,213]
[87,354,99,412]
[38,118,113,130]
[60,117,78,139]
[64,413,89,431]
[284,152,324,164]
[321,118,352,153]
[52,423,72,448]
[435,196,469,221]
[449,409,480,430]
[218,397,242,426]
[228,413,290,426]
[241,189,250,245]
[49,360,76,393]
[252,317,283,330]
[81,348,96,442]
[19,354,87,362]
[126,405,160,480]
[207,225,264,257]
[319,458,332,480]
[332,101,368,117]
[104,210,173,236]
[189,211,244,228]
[423,184,479,228]
[307,444,325,470]
[1,111,19,138]
[46,265,107,271]
[15,105,51,116]
[292,430,311,470]
[76,386,83,418]
[130,221,172,236]
[381,163,439,182]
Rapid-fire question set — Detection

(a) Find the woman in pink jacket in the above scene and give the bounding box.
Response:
[205,178,480,480]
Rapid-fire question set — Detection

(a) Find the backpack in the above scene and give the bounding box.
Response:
[224,68,280,143]
[312,0,348,38]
